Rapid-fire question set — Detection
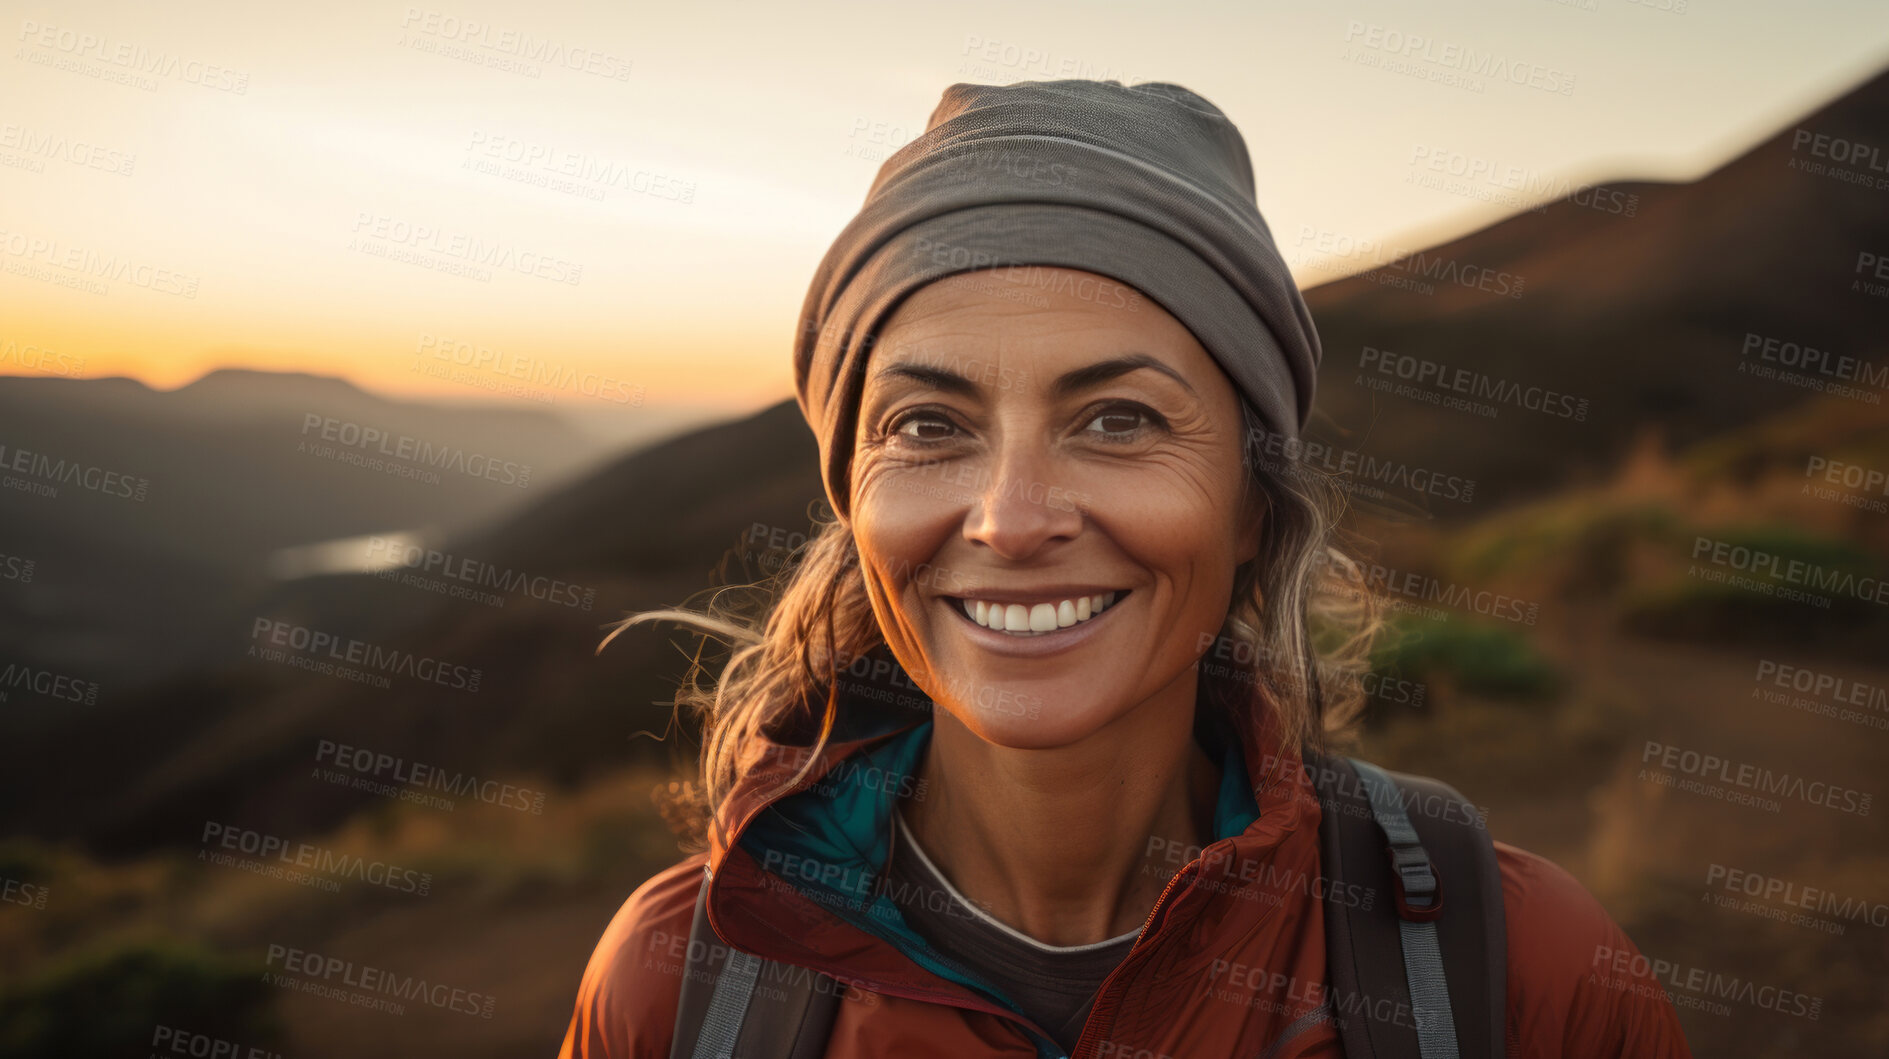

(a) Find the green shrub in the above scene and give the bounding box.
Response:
[1370,617,1560,701]
[0,939,279,1059]
[1622,523,1889,651]
[1451,502,1680,599]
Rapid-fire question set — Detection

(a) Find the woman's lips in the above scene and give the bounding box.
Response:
[939,589,1131,656]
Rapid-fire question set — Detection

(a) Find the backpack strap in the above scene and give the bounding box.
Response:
[1309,752,1507,1059]
[669,867,843,1059]
[1352,759,1463,1059]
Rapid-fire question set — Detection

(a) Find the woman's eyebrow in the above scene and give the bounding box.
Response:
[872,362,978,396]
[870,353,1196,398]
[1050,353,1196,398]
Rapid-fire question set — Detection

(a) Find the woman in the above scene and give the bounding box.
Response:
[559,80,1693,1058]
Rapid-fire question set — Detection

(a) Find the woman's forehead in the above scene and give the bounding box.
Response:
[871,268,1218,385]
[888,266,1145,322]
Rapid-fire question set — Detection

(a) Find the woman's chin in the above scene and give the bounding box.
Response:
[939,689,1123,751]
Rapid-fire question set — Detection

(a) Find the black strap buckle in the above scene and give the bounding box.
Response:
[1389,842,1445,922]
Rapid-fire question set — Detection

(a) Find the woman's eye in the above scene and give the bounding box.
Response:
[1083,406,1152,439]
[893,412,957,442]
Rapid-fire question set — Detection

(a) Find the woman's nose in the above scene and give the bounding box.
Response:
[960,444,1083,560]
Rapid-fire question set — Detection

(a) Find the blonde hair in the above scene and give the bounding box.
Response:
[603,400,1385,852]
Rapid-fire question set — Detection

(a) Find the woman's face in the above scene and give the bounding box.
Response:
[850,265,1263,749]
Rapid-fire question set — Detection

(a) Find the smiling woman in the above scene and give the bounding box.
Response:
[558,80,1694,1059]
[848,266,1318,958]
[854,271,1273,747]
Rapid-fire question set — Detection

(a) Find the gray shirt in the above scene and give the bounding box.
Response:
[883,810,1140,1053]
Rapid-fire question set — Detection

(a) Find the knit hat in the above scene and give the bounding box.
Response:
[794,79,1321,519]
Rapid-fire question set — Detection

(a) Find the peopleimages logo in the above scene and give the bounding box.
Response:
[1356,562,1537,625]
[1641,741,1872,817]
[365,536,594,610]
[757,849,994,926]
[1342,20,1577,95]
[1705,863,1889,933]
[0,659,100,704]
[0,229,200,296]
[299,413,533,488]
[1749,658,1889,731]
[1740,332,1888,390]
[315,739,547,814]
[1754,659,1888,711]
[1405,144,1637,216]
[150,1024,280,1059]
[397,8,632,80]
[1194,631,1429,708]
[1788,128,1889,192]
[250,617,483,692]
[0,439,150,501]
[201,821,432,896]
[1293,224,1525,299]
[1287,755,1489,830]
[1,877,48,910]
[0,336,85,377]
[348,213,583,286]
[462,131,692,203]
[14,19,251,93]
[265,944,495,1018]
[643,928,880,1006]
[1203,959,1422,1033]
[1143,837,1376,911]
[758,744,929,802]
[1357,345,1590,422]
[1246,426,1479,505]
[1590,944,1822,1021]
[1690,536,1889,606]
[0,121,136,175]
[413,333,645,405]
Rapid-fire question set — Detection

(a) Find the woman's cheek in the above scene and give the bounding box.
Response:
[1093,469,1242,636]
[1080,471,1213,557]
[850,478,946,663]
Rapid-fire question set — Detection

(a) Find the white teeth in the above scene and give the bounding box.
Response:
[957,591,1124,636]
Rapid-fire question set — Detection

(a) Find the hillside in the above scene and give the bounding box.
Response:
[0,369,620,686]
[1302,67,1889,515]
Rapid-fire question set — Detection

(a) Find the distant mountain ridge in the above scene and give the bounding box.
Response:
[0,367,620,687]
[3,65,1884,855]
[1299,66,1889,513]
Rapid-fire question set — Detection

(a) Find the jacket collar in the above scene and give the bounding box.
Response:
[701,670,1319,1052]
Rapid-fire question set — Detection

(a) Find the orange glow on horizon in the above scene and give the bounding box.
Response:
[6,0,1885,413]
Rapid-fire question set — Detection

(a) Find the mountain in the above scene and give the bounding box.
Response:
[0,369,624,685]
[0,400,824,855]
[6,66,1887,855]
[1300,66,1889,518]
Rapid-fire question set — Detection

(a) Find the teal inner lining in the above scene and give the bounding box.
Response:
[737,718,1261,1052]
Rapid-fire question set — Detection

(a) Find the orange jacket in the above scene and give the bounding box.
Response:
[558,695,1693,1059]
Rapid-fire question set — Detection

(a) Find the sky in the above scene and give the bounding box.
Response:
[3,0,1887,414]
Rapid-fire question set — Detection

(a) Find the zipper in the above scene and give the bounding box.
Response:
[1066,853,1208,1059]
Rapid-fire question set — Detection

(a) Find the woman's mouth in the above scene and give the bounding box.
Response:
[946,590,1128,637]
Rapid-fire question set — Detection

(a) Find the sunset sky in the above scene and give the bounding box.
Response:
[3,0,1886,414]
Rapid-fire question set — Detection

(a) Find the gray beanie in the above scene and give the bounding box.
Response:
[793,78,1322,519]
